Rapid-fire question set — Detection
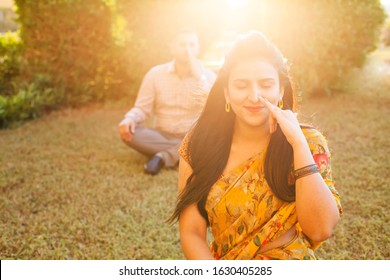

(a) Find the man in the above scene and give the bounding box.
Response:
[118,30,216,175]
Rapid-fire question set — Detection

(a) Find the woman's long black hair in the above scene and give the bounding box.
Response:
[168,31,297,224]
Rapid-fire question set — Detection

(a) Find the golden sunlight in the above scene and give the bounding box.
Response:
[227,0,248,10]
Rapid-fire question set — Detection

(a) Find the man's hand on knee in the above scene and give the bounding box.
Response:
[118,118,136,142]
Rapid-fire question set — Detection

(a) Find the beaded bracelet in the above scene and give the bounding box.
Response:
[293,164,319,180]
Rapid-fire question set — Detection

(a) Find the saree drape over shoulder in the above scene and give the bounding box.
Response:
[179,128,342,260]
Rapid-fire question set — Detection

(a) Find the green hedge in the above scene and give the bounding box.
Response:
[0,0,139,127]
[14,0,132,104]
[0,83,57,128]
[0,31,22,97]
[255,0,386,96]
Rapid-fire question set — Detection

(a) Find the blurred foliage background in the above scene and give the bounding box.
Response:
[0,0,387,128]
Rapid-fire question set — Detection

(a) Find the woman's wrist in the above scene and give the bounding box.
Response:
[290,134,309,151]
[292,140,316,169]
[293,164,319,180]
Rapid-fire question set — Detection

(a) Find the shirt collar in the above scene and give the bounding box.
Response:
[167,60,176,73]
[168,60,203,78]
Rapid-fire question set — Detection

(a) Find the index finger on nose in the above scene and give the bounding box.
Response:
[262,98,278,114]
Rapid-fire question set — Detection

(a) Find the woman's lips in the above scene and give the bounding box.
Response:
[244,106,264,113]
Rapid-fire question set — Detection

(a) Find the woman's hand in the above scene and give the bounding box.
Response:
[260,96,306,148]
[178,157,215,260]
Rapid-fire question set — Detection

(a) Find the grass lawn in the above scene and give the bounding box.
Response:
[0,103,183,259]
[1,58,389,260]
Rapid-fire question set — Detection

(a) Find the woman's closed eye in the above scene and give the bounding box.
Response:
[232,80,275,90]
[233,81,248,89]
[259,80,275,89]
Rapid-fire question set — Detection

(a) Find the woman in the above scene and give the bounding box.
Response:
[168,31,342,260]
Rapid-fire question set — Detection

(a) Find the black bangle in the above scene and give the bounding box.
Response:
[293,164,319,180]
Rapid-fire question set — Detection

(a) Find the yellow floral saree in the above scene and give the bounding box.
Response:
[180,128,342,260]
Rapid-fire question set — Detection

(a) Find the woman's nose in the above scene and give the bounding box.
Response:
[248,86,260,102]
